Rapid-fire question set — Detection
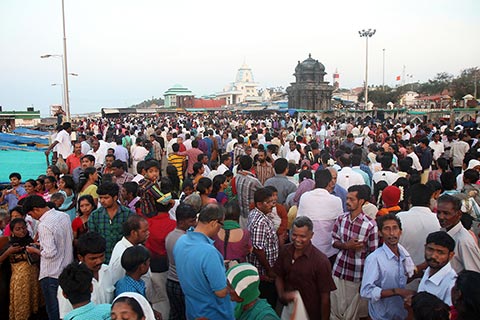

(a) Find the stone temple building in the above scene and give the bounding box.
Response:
[286,54,334,110]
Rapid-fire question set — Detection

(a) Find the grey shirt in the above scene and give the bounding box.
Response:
[166,228,185,282]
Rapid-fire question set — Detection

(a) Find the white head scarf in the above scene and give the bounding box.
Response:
[113,292,155,320]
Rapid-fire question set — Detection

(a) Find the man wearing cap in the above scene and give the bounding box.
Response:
[377,186,402,216]
[227,263,279,320]
[274,216,336,320]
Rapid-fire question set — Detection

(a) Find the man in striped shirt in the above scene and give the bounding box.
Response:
[168,143,186,180]
[330,185,378,320]
[24,195,74,320]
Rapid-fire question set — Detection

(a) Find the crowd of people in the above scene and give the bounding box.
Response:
[1,111,480,320]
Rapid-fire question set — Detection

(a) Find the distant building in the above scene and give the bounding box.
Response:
[286,54,335,111]
[164,84,194,108]
[399,91,418,106]
[0,107,41,129]
[216,63,261,105]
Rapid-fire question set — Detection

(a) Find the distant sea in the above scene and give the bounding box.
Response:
[0,150,47,183]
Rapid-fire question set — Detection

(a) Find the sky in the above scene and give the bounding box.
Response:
[1,0,479,116]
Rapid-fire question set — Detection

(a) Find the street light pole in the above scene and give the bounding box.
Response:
[382,48,385,91]
[359,29,376,109]
[61,0,70,121]
[51,83,64,108]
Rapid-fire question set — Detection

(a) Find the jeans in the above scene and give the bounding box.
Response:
[40,277,60,320]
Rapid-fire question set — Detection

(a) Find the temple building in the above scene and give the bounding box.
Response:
[286,54,334,110]
[216,63,261,105]
[164,84,194,108]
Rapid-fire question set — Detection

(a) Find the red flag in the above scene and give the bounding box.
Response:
[396,75,401,81]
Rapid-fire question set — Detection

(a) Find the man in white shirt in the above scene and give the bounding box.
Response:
[217,153,232,175]
[336,154,365,190]
[58,232,115,318]
[437,194,480,273]
[406,144,422,172]
[297,169,344,265]
[418,231,457,305]
[429,133,445,161]
[397,184,441,266]
[24,195,74,320]
[285,141,301,165]
[87,139,106,167]
[372,154,400,186]
[109,215,151,285]
[45,121,73,160]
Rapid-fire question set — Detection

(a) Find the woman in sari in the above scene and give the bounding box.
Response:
[58,175,77,221]
[0,218,42,320]
[78,167,99,206]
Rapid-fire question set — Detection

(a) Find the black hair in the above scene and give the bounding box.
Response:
[454,270,480,319]
[77,195,96,216]
[287,163,297,177]
[196,177,212,195]
[273,158,288,174]
[122,215,147,237]
[9,172,21,180]
[239,155,253,171]
[123,182,139,198]
[409,184,433,207]
[166,165,181,194]
[121,245,151,274]
[426,231,455,252]
[220,153,231,164]
[9,206,24,217]
[9,217,26,234]
[172,143,180,152]
[136,160,146,174]
[175,203,197,222]
[60,175,75,190]
[76,231,106,256]
[348,185,369,201]
[210,175,226,198]
[292,216,313,232]
[411,292,449,320]
[24,179,37,188]
[22,195,47,213]
[224,200,240,221]
[59,262,93,305]
[298,170,313,182]
[254,187,273,204]
[315,169,332,189]
[112,297,145,319]
[193,162,203,176]
[426,180,442,193]
[96,182,119,198]
[264,185,278,194]
[376,213,402,231]
[81,154,95,163]
[144,159,161,171]
[440,172,456,191]
[436,157,449,171]
[463,169,479,184]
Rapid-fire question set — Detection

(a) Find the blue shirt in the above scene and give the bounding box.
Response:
[115,275,146,298]
[332,184,347,212]
[64,302,111,320]
[360,245,409,320]
[2,186,26,210]
[174,231,234,320]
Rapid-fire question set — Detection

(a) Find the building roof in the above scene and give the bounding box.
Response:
[164,84,193,96]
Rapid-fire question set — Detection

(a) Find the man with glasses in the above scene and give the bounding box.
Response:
[247,188,279,308]
[174,204,234,320]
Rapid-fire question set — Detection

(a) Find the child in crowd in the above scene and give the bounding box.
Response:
[115,245,151,298]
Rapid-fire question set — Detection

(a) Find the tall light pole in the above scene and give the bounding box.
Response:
[382,48,385,91]
[359,29,376,108]
[61,0,71,121]
[51,83,64,108]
